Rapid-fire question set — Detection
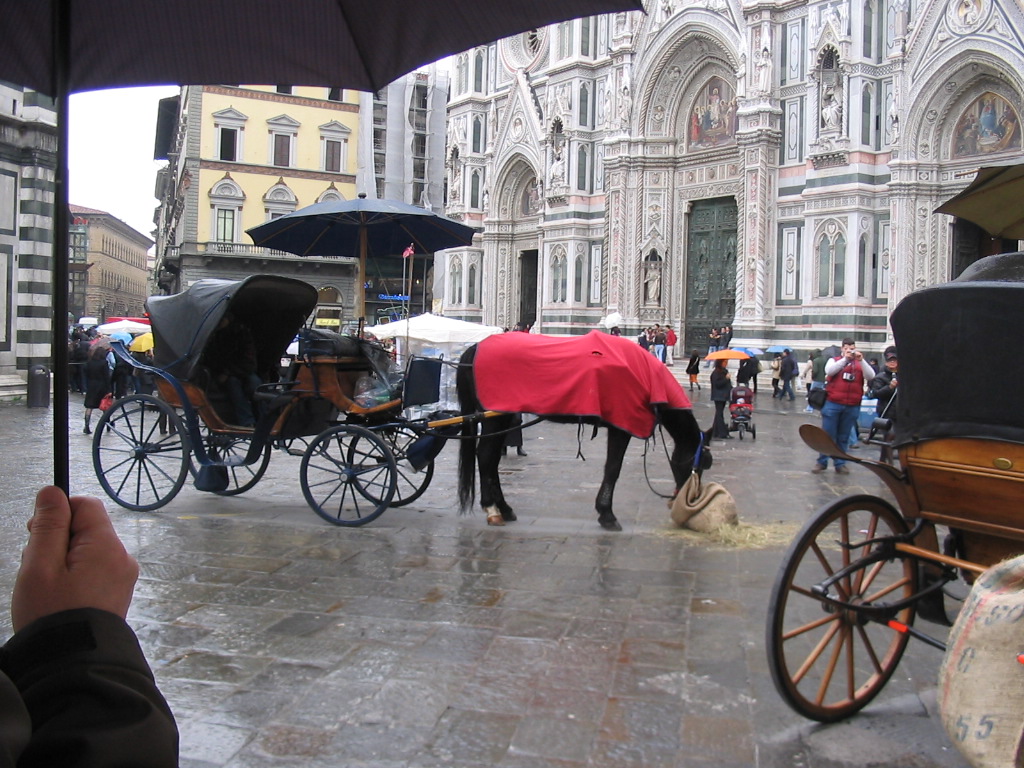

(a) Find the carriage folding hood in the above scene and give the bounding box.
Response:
[890,251,1024,447]
[146,275,318,381]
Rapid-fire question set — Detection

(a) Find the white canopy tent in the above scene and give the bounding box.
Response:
[366,313,502,344]
[366,314,503,413]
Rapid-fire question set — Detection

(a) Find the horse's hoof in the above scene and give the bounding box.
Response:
[501,510,517,522]
[599,517,622,532]
[487,514,506,526]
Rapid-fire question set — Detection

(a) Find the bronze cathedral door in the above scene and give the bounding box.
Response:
[684,198,737,354]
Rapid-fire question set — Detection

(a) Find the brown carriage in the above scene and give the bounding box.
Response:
[91,275,442,525]
[766,252,1024,722]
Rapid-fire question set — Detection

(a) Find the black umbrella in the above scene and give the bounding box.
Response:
[0,0,644,492]
[247,195,476,316]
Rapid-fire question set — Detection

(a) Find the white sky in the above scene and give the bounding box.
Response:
[68,85,179,243]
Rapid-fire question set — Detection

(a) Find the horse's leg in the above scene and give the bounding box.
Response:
[595,427,630,531]
[478,416,517,525]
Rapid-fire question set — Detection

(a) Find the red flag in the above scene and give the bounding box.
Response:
[402,244,415,258]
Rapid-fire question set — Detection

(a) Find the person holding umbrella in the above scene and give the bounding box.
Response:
[710,359,733,439]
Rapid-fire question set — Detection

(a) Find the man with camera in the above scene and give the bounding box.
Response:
[812,337,876,474]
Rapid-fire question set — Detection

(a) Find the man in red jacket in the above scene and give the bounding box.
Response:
[812,337,875,475]
[665,326,677,365]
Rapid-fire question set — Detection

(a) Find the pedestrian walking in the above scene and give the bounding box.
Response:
[779,349,798,401]
[83,342,113,435]
[710,360,733,439]
[770,354,782,398]
[685,350,701,391]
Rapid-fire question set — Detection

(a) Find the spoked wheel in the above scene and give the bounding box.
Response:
[189,428,271,496]
[766,494,917,722]
[300,424,397,526]
[93,395,191,511]
[375,425,435,507]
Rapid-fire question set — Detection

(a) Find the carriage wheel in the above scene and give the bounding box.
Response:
[766,494,916,722]
[375,425,434,507]
[189,428,271,496]
[300,424,397,526]
[93,395,190,512]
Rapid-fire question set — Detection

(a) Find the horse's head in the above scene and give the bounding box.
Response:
[659,408,713,489]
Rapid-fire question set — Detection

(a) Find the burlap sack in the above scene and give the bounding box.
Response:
[669,472,738,533]
[938,553,1024,768]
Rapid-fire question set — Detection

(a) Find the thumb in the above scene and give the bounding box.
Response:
[22,486,72,572]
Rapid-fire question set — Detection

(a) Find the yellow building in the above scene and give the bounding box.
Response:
[154,85,360,327]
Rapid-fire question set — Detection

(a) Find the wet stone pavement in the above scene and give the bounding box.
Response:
[0,375,970,768]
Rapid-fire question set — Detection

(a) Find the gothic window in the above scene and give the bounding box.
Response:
[579,83,590,128]
[450,256,464,305]
[574,253,584,302]
[468,263,477,305]
[474,50,485,93]
[551,249,568,302]
[470,170,481,208]
[576,144,590,192]
[858,235,870,297]
[580,17,594,57]
[472,117,483,153]
[558,21,573,60]
[817,231,847,297]
[861,84,873,148]
[456,54,468,94]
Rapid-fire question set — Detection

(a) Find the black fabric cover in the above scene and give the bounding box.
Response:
[891,252,1024,446]
[146,275,318,382]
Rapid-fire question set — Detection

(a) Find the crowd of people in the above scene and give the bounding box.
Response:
[69,325,155,435]
[636,324,678,364]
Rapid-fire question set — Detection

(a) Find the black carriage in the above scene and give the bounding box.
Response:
[766,252,1024,722]
[91,275,442,526]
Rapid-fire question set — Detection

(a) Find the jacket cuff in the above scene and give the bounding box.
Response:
[0,609,154,686]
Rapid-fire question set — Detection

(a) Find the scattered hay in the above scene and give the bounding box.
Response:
[657,520,802,550]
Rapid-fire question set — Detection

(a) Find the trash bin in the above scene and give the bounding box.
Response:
[27,364,50,408]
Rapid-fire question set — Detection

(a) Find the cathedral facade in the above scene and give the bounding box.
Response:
[442,0,1023,354]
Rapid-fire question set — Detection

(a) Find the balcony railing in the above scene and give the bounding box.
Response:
[203,241,358,261]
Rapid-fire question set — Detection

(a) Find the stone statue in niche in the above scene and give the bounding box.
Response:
[755,47,772,94]
[821,86,842,130]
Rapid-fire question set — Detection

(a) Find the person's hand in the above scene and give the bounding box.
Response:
[11,487,139,632]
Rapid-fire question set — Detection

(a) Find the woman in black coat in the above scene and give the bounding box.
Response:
[83,343,113,434]
[710,360,733,439]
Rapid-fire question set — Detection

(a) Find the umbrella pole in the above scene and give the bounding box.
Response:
[51,0,72,493]
[358,225,367,322]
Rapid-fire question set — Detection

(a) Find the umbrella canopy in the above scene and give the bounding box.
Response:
[366,313,502,345]
[765,345,789,353]
[705,349,751,361]
[247,195,476,259]
[95,319,150,336]
[0,0,643,492]
[820,344,842,359]
[129,332,154,353]
[734,346,764,356]
[934,163,1024,239]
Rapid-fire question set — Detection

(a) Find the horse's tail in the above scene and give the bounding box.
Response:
[456,345,478,511]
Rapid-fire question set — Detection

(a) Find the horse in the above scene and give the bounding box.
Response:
[456,331,712,531]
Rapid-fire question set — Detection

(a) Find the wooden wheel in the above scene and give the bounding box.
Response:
[766,494,917,722]
[92,395,190,511]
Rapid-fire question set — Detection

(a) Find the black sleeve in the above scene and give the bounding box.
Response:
[0,609,177,768]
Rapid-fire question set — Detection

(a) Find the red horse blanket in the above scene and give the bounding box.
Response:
[474,331,691,438]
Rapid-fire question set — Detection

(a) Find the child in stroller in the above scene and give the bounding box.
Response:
[729,384,756,439]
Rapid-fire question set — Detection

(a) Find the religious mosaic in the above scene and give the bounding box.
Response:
[689,77,737,150]
[952,91,1021,158]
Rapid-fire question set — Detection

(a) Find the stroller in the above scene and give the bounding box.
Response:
[729,384,756,439]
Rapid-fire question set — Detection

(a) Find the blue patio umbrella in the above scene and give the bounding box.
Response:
[247,195,478,317]
[766,345,789,353]
[735,346,764,356]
